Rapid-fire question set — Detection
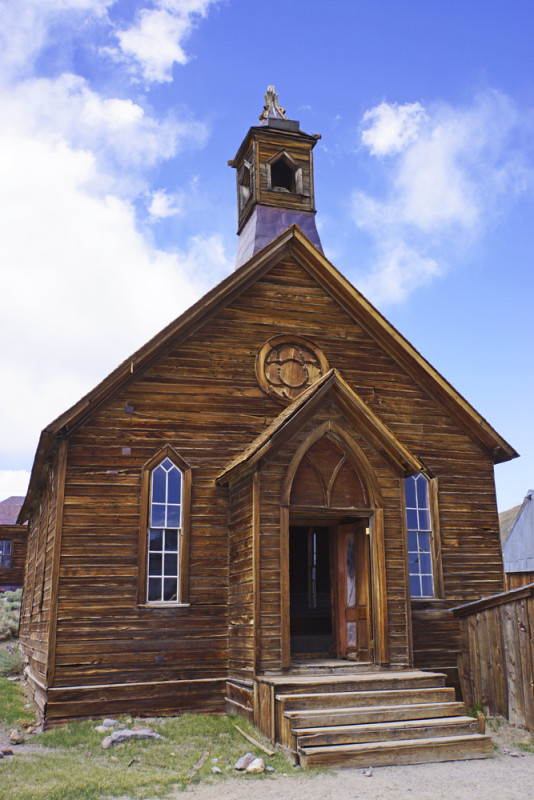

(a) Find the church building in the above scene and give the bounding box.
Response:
[18,88,517,766]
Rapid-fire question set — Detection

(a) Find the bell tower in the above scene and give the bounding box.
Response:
[229,87,323,268]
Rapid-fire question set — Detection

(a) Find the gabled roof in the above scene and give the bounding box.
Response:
[0,496,25,525]
[216,369,425,486]
[20,224,518,521]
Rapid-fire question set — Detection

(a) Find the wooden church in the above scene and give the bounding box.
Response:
[18,88,518,766]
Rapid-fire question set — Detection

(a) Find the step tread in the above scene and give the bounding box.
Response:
[294,715,477,735]
[258,669,446,687]
[299,733,493,756]
[285,700,465,718]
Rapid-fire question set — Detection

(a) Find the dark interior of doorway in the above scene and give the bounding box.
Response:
[289,525,333,655]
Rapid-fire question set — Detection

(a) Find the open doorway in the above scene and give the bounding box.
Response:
[289,521,372,660]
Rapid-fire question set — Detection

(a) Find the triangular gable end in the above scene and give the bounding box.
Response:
[217,368,425,486]
[20,224,517,521]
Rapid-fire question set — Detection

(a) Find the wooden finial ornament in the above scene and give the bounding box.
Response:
[259,85,287,122]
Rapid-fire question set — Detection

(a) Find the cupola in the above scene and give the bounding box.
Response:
[229,87,323,268]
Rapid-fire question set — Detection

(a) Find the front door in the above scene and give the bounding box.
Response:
[336,521,372,660]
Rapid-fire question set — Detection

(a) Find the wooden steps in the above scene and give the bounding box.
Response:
[254,669,493,768]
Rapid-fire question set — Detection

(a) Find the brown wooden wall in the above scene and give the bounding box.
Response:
[455,583,534,729]
[505,572,534,591]
[30,252,503,719]
[228,476,254,677]
[18,446,63,715]
[0,524,27,589]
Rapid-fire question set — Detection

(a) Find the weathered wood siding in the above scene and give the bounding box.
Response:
[37,253,502,719]
[228,476,254,677]
[18,445,64,715]
[0,524,27,589]
[455,584,534,729]
[505,571,534,590]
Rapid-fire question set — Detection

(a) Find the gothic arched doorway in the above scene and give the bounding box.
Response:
[280,424,386,667]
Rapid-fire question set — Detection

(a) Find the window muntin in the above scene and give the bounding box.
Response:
[147,457,182,603]
[0,540,12,569]
[405,474,434,597]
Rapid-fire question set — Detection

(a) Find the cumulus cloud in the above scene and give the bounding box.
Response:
[354,91,533,304]
[361,101,428,157]
[148,189,184,218]
[114,0,219,83]
[0,0,230,478]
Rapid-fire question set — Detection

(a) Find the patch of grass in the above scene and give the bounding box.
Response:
[466,701,486,718]
[0,646,21,678]
[0,590,22,640]
[487,716,502,732]
[0,676,35,728]
[0,713,303,800]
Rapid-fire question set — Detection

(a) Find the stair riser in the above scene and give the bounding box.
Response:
[279,688,455,711]
[285,701,466,730]
[296,720,478,746]
[299,738,494,768]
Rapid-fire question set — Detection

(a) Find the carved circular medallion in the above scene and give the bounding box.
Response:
[256,334,329,403]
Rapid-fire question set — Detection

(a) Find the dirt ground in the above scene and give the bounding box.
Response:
[179,721,534,800]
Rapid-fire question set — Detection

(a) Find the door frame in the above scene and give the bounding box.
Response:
[280,424,389,669]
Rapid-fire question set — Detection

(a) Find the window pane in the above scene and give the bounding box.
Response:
[148,553,162,576]
[151,503,166,528]
[161,457,174,471]
[419,553,432,574]
[416,476,429,507]
[418,509,431,530]
[421,575,434,596]
[407,531,418,552]
[167,468,182,503]
[148,578,161,602]
[152,465,166,504]
[406,509,418,530]
[149,529,163,551]
[404,477,416,508]
[409,552,419,570]
[167,504,181,528]
[418,532,431,553]
[410,575,421,597]
[165,530,178,551]
[163,578,178,602]
[164,552,178,576]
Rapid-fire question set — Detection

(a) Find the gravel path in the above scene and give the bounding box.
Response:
[180,722,534,800]
[180,751,534,800]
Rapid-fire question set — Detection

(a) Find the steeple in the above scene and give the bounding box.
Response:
[229,87,323,268]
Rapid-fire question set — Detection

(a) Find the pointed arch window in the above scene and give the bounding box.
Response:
[404,474,443,598]
[138,447,192,606]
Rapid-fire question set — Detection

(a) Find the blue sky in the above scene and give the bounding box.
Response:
[0,0,532,511]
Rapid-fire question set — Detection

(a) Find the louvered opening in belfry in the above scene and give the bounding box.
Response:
[290,436,368,508]
[271,156,296,192]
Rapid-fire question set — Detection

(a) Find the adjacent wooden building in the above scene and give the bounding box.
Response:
[0,496,27,591]
[501,490,534,589]
[18,89,517,765]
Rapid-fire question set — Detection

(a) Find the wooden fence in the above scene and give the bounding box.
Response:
[453,583,534,730]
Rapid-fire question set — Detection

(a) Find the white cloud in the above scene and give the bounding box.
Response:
[0,129,232,465]
[361,102,428,157]
[358,243,440,306]
[0,0,112,76]
[148,189,183,219]
[0,1,229,471]
[0,472,31,502]
[114,0,218,83]
[354,91,533,304]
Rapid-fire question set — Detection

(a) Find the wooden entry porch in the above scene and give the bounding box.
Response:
[226,666,493,768]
